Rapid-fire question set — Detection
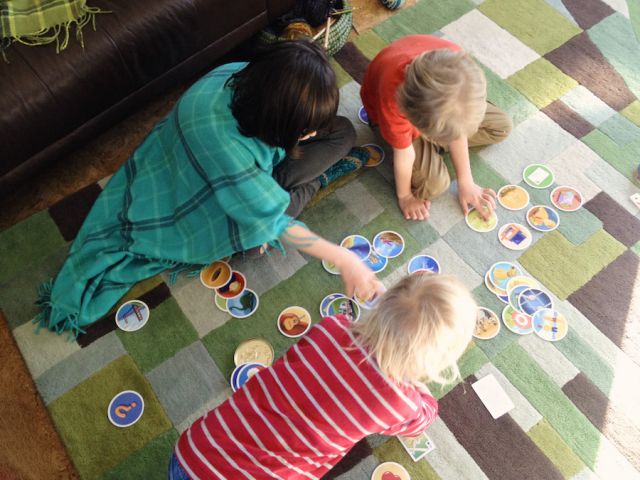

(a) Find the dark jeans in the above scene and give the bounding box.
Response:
[273,116,356,218]
[168,452,191,480]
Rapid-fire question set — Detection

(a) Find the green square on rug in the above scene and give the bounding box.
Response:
[100,429,179,480]
[49,355,172,479]
[352,30,389,60]
[507,58,578,109]
[373,437,441,479]
[528,419,586,479]
[374,0,475,43]
[117,297,198,373]
[479,0,581,55]
[621,100,640,127]
[518,229,626,300]
[0,211,67,284]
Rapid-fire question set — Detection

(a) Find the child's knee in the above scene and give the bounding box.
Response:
[428,175,451,199]
[494,114,513,142]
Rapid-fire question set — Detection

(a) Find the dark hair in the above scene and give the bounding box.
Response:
[228,40,339,153]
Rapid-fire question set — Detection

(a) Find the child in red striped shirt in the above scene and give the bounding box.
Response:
[169,273,477,480]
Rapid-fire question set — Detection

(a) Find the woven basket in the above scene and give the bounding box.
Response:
[256,0,352,57]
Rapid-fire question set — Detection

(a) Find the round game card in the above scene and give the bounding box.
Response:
[353,285,386,311]
[322,259,341,275]
[362,144,385,167]
[550,186,583,212]
[484,271,507,297]
[107,390,144,428]
[341,234,371,260]
[215,271,246,300]
[371,462,410,480]
[465,208,498,232]
[506,276,540,296]
[320,293,345,317]
[115,300,150,332]
[408,255,440,275]
[373,230,405,258]
[518,288,553,316]
[363,250,388,273]
[200,260,232,289]
[231,362,266,392]
[532,308,568,341]
[498,223,532,250]
[523,163,554,189]
[473,307,501,340]
[214,293,228,312]
[488,261,523,291]
[326,296,360,322]
[277,306,312,338]
[526,205,560,232]
[234,338,274,367]
[502,305,533,335]
[497,184,530,211]
[226,289,259,319]
[508,285,529,312]
[358,105,370,125]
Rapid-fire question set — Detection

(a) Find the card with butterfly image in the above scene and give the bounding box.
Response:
[397,430,436,462]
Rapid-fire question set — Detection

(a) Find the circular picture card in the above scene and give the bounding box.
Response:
[498,223,532,251]
[326,296,360,322]
[484,271,507,297]
[107,390,144,428]
[518,288,553,316]
[506,276,540,296]
[371,462,410,480]
[215,271,246,300]
[502,305,533,335]
[373,230,405,258]
[550,186,583,212]
[363,251,388,273]
[322,259,341,275]
[523,164,554,189]
[226,289,259,319]
[358,105,370,125]
[497,184,530,211]
[473,307,501,340]
[488,261,523,291]
[527,205,560,232]
[115,300,150,332]
[508,285,530,313]
[362,144,385,167]
[278,306,312,338]
[231,362,266,392]
[234,338,274,367]
[214,294,228,312]
[320,293,345,317]
[341,234,371,261]
[353,285,386,311]
[465,208,498,233]
[200,260,232,289]
[532,308,568,341]
[408,255,440,275]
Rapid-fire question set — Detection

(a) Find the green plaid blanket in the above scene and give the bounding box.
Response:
[36,62,294,337]
[0,0,105,52]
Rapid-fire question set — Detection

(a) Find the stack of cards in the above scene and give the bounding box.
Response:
[230,362,266,392]
[201,260,259,319]
[397,430,436,462]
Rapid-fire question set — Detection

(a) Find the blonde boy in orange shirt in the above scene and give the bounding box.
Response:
[361,35,512,221]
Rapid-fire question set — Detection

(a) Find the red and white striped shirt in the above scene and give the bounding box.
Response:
[176,315,438,479]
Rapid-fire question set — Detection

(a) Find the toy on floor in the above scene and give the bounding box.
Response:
[379,0,406,10]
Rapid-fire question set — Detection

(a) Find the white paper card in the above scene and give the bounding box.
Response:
[528,167,551,185]
[472,374,515,419]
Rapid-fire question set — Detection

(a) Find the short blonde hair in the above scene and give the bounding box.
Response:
[351,273,477,385]
[397,49,487,144]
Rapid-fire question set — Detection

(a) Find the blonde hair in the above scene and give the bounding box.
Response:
[397,49,487,144]
[351,273,477,385]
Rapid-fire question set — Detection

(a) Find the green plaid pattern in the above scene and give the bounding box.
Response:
[1,0,86,38]
[36,62,294,336]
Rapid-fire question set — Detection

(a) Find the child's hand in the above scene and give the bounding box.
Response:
[458,181,496,220]
[398,194,431,221]
[337,252,384,299]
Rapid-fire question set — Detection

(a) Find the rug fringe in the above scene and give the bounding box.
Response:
[34,279,85,340]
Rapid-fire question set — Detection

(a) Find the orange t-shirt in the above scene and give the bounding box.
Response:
[360,35,461,149]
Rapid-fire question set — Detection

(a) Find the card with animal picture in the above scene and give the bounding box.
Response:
[397,430,436,462]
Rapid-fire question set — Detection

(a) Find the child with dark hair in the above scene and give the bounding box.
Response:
[36,40,378,336]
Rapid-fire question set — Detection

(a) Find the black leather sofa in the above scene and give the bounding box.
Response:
[0,0,295,196]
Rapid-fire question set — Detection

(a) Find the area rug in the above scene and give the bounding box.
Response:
[1,0,640,478]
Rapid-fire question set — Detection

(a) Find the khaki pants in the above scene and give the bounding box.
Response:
[410,103,512,199]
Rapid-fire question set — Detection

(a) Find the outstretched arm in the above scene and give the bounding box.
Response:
[393,145,431,221]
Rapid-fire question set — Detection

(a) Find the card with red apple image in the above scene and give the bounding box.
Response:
[397,430,435,462]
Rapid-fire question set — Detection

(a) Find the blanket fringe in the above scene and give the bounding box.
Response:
[1,5,110,61]
[34,279,86,340]
[166,262,204,285]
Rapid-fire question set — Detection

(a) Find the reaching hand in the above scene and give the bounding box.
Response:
[458,181,496,220]
[398,194,431,221]
[338,253,384,299]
